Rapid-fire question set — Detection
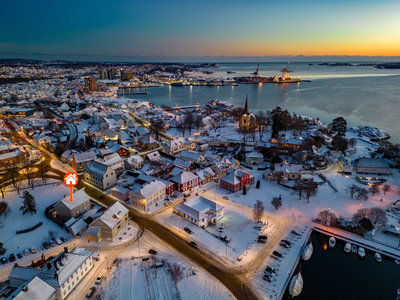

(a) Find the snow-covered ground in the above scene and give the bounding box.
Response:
[0,180,72,255]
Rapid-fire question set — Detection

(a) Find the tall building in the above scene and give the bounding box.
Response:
[99,69,108,80]
[84,77,96,93]
[239,95,257,132]
[120,68,127,81]
[108,68,116,80]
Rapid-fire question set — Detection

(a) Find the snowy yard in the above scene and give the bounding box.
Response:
[0,181,71,256]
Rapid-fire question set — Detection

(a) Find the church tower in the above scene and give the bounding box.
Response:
[239,95,257,132]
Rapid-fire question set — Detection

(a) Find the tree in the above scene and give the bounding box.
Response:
[304,181,318,203]
[5,164,19,187]
[20,190,37,215]
[185,112,194,134]
[0,242,6,255]
[39,160,48,184]
[194,115,203,133]
[243,186,247,195]
[346,184,359,199]
[85,134,94,148]
[369,185,380,196]
[271,197,282,210]
[54,145,66,158]
[292,181,305,200]
[253,200,264,222]
[150,119,164,141]
[355,187,369,201]
[255,110,266,141]
[317,210,337,225]
[176,123,185,137]
[368,207,388,231]
[23,162,36,190]
[352,208,371,224]
[383,184,391,195]
[167,262,184,285]
[329,117,347,136]
[359,217,374,231]
[0,183,7,199]
[332,135,348,153]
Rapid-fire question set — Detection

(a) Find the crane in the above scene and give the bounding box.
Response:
[251,64,260,77]
[280,64,294,78]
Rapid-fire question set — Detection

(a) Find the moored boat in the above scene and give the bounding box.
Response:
[375,252,382,262]
[344,243,351,253]
[358,247,365,258]
[329,237,336,248]
[302,242,313,261]
[288,272,303,297]
[395,259,400,265]
[352,245,358,254]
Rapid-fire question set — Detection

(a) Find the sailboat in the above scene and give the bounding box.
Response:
[302,242,313,261]
[288,272,304,298]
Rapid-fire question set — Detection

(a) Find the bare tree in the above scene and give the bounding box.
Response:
[194,115,203,133]
[255,110,266,141]
[352,207,371,224]
[368,207,388,231]
[346,184,359,199]
[149,119,164,141]
[253,200,264,222]
[304,181,318,203]
[369,185,380,196]
[167,262,184,284]
[271,197,282,210]
[355,187,369,201]
[4,164,19,187]
[176,123,186,137]
[23,162,37,190]
[292,181,305,200]
[348,138,357,148]
[185,112,194,134]
[383,184,391,195]
[317,210,337,225]
[39,160,48,184]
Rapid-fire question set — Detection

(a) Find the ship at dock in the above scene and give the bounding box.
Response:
[236,64,309,84]
[272,64,302,83]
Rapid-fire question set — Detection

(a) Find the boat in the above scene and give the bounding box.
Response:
[358,247,365,258]
[352,245,358,254]
[302,242,313,261]
[288,272,303,297]
[395,259,400,265]
[375,252,382,262]
[232,83,238,86]
[227,71,236,74]
[329,237,336,248]
[344,243,351,253]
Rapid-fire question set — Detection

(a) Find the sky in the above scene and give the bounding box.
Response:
[1,0,400,62]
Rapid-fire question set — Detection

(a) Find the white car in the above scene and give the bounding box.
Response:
[55,238,62,245]
[30,247,38,254]
[23,249,30,256]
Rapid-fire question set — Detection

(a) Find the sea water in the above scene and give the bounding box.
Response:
[122,62,400,142]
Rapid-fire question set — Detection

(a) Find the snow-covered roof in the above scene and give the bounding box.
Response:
[179,150,203,162]
[96,153,122,166]
[356,158,389,169]
[246,151,263,158]
[132,180,166,198]
[8,276,56,300]
[69,219,87,236]
[97,202,129,229]
[275,162,302,174]
[112,185,129,194]
[87,226,101,236]
[173,196,224,221]
[73,150,96,163]
[173,158,191,169]
[0,150,21,159]
[126,155,144,166]
[86,160,109,175]
[58,188,90,210]
[170,171,199,184]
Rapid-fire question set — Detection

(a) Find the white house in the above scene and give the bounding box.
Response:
[162,137,188,155]
[130,180,166,212]
[7,276,56,300]
[54,188,91,218]
[245,152,263,165]
[83,160,117,191]
[9,247,93,300]
[95,153,124,176]
[173,195,224,228]
[124,154,144,170]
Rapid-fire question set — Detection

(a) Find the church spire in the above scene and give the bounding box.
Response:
[244,95,249,114]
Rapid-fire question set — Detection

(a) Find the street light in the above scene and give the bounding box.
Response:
[178,219,180,232]
[225,244,228,259]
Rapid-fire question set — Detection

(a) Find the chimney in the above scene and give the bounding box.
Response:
[47,262,52,269]
[64,247,68,254]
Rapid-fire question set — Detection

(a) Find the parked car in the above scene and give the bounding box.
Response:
[95,275,104,285]
[280,241,289,248]
[237,256,243,261]
[1,257,8,264]
[222,196,229,200]
[8,253,16,262]
[263,274,272,282]
[254,225,261,230]
[257,238,267,244]
[23,249,30,256]
[86,286,96,298]
[281,239,292,246]
[55,238,63,245]
[30,247,38,254]
[100,195,107,199]
[49,240,56,247]
[184,227,193,234]
[61,237,68,243]
[16,253,22,259]
[273,251,283,258]
[94,255,100,261]
[219,224,224,232]
[164,202,172,207]
[189,241,198,249]
[43,242,50,249]
[148,249,157,255]
[291,230,300,236]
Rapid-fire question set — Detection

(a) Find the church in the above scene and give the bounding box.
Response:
[239,96,257,132]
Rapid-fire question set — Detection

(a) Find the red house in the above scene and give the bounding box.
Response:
[220,170,255,192]
[170,171,200,193]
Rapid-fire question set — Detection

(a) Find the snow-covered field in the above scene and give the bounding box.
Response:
[0,180,71,255]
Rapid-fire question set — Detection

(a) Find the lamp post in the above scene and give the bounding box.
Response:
[225,244,228,259]
[178,219,180,233]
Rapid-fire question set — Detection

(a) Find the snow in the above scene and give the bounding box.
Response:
[0,181,72,255]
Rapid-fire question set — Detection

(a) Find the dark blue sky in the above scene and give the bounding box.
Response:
[1,0,399,61]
